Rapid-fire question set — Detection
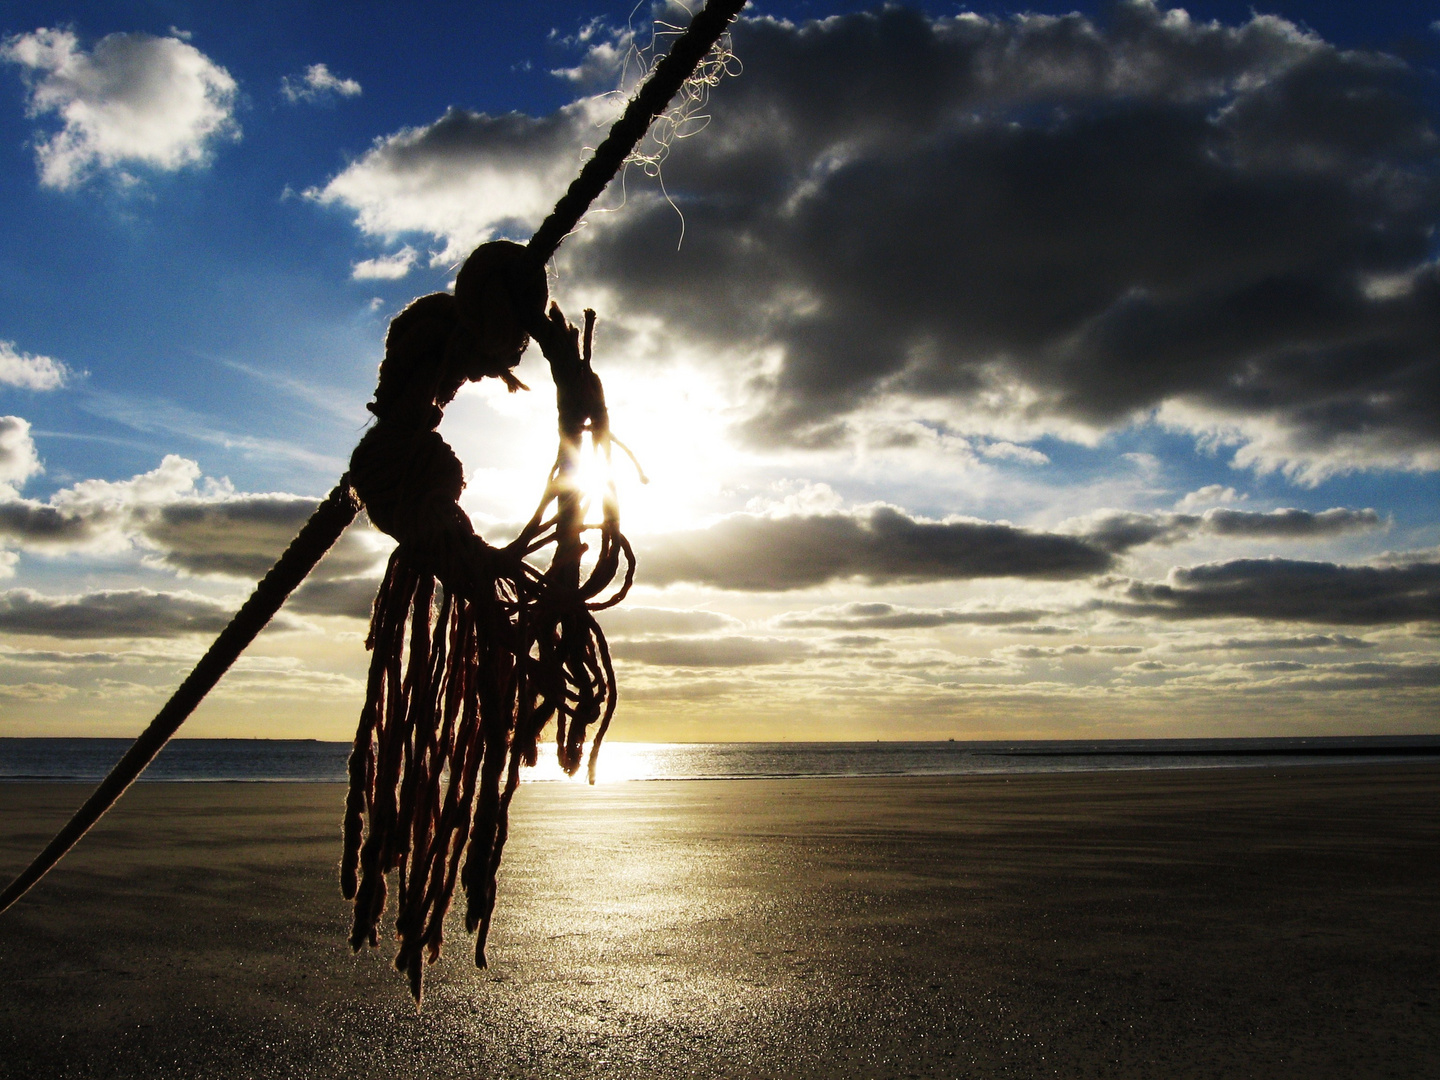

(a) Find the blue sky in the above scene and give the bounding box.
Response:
[1,1,1437,744]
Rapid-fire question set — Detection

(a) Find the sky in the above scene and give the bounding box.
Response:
[0,0,1436,742]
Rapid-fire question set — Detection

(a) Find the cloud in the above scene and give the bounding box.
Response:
[0,453,203,553]
[0,417,42,499]
[1202,507,1383,538]
[140,494,386,578]
[1071,505,1383,552]
[597,605,742,636]
[351,246,418,280]
[0,342,69,390]
[979,441,1050,465]
[776,602,1053,630]
[0,681,75,701]
[1103,555,1440,625]
[2,27,238,189]
[0,645,186,667]
[1174,485,1241,511]
[1167,633,1376,652]
[637,504,1112,591]
[1005,644,1101,659]
[286,574,381,619]
[1257,661,1440,692]
[308,96,618,262]
[551,21,637,89]
[633,503,1391,595]
[0,450,391,579]
[611,634,813,667]
[281,62,361,104]
[0,587,307,639]
[320,4,1440,479]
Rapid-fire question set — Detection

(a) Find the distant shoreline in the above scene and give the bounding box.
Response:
[2,734,1438,783]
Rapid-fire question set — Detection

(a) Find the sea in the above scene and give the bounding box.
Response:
[1,736,1437,784]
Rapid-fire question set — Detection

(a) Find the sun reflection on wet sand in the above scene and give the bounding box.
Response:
[432,780,812,1061]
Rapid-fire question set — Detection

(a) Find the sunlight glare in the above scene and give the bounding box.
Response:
[522,741,667,784]
[447,344,756,537]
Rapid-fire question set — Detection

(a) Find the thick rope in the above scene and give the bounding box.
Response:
[0,0,744,946]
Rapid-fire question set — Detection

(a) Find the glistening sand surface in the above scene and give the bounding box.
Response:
[0,767,1436,1078]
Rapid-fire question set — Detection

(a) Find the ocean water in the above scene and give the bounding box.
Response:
[0,736,1437,784]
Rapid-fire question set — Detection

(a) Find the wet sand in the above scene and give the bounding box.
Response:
[0,766,1436,1078]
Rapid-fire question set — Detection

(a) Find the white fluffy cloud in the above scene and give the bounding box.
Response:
[308,95,619,262]
[351,245,418,280]
[0,341,69,390]
[2,27,238,189]
[0,417,42,499]
[280,62,361,104]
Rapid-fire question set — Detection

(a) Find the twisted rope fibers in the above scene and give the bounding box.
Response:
[344,287,633,1000]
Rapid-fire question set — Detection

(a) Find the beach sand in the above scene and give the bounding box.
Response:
[0,765,1436,1078]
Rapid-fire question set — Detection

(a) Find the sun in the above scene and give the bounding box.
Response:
[447,341,749,541]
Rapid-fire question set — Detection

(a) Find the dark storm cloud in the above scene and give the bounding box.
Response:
[637,506,1112,591]
[0,588,307,639]
[1270,662,1440,692]
[141,495,319,577]
[636,500,1382,594]
[285,575,379,619]
[0,501,99,545]
[1102,556,1440,625]
[559,4,1439,470]
[142,497,388,580]
[1074,506,1383,552]
[0,457,390,582]
[1202,507,1384,539]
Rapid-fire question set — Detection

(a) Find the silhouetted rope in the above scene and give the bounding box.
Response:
[342,270,633,1000]
[528,0,747,263]
[0,0,745,948]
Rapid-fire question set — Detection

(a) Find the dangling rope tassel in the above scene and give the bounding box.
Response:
[341,299,633,1003]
